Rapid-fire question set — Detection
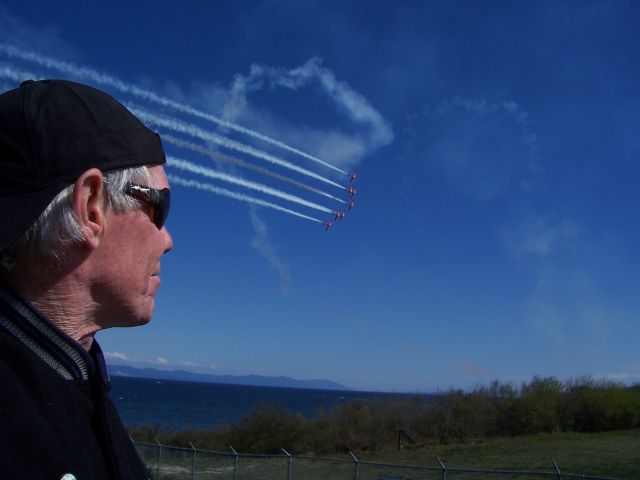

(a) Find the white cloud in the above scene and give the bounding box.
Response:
[406,97,540,200]
[523,260,624,349]
[105,351,130,361]
[599,372,640,384]
[528,299,570,347]
[503,215,579,260]
[499,211,621,348]
[176,360,218,372]
[249,205,291,294]
[178,361,199,367]
[220,57,393,171]
[0,7,80,60]
[111,356,218,373]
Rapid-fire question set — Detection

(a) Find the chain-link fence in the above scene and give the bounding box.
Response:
[133,440,625,480]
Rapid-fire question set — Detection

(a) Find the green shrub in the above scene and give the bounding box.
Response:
[227,403,308,453]
[129,376,640,454]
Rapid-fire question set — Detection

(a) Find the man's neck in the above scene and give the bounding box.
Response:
[8,263,99,351]
[31,287,97,350]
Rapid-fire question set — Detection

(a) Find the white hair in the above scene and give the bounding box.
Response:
[1,166,152,270]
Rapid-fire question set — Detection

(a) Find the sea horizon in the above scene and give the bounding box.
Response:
[111,376,433,431]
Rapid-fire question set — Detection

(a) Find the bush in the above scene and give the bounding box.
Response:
[130,376,640,454]
[561,377,640,432]
[520,376,563,433]
[227,403,308,453]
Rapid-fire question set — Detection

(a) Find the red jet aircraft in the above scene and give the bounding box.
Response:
[346,186,357,198]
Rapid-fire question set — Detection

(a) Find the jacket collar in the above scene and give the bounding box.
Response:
[0,285,96,381]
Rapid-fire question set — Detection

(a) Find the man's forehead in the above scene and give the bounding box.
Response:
[147,164,170,188]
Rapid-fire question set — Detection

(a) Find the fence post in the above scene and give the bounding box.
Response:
[282,448,293,480]
[189,442,197,480]
[436,456,447,480]
[552,458,562,480]
[155,439,162,480]
[230,446,239,480]
[348,451,359,480]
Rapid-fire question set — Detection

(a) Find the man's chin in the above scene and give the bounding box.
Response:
[119,303,155,328]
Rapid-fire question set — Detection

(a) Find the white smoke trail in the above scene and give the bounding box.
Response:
[0,44,344,174]
[169,174,322,223]
[0,62,332,227]
[0,62,345,192]
[132,106,344,189]
[162,134,345,203]
[0,64,343,192]
[230,57,394,167]
[0,63,42,83]
[167,156,333,214]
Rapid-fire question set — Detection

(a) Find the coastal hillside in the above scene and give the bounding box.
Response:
[108,364,349,391]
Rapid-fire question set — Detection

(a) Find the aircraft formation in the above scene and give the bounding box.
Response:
[324,171,357,231]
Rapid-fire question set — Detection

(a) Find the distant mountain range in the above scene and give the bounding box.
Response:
[108,364,349,391]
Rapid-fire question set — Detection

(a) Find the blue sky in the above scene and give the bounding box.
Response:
[1,1,638,392]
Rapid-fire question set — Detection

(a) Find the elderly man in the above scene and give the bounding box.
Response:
[0,80,173,479]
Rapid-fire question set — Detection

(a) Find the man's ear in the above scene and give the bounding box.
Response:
[71,168,107,249]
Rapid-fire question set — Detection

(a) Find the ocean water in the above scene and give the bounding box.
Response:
[110,376,415,431]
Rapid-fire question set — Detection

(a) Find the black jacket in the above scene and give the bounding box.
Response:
[0,286,150,479]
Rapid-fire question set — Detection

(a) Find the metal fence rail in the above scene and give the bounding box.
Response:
[133,440,625,480]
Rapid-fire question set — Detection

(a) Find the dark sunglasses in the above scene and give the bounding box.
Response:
[124,184,171,229]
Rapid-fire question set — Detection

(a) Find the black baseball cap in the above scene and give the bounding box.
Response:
[0,79,166,252]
